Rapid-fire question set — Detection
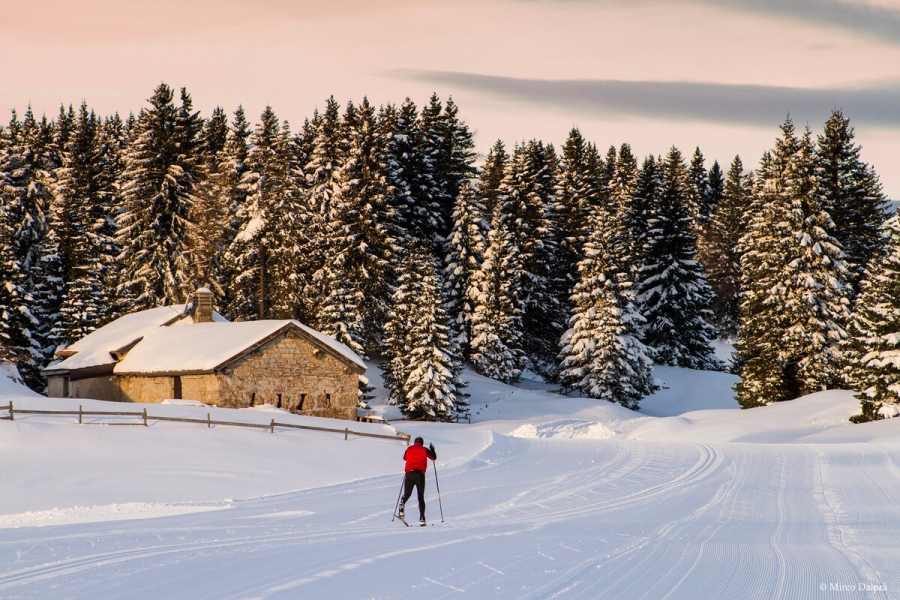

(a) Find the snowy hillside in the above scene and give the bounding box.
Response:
[2,365,899,599]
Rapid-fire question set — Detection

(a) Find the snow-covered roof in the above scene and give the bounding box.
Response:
[114,320,366,374]
[43,304,365,376]
[49,306,188,372]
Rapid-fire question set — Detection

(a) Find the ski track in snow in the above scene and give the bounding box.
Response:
[2,434,899,599]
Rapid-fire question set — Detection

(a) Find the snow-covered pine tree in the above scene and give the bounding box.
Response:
[815,109,888,292]
[699,155,751,337]
[117,84,200,311]
[305,101,361,346]
[497,140,565,379]
[625,155,661,279]
[51,105,76,170]
[293,115,318,174]
[468,207,525,384]
[383,245,467,421]
[100,113,127,321]
[419,94,450,247]
[598,145,616,195]
[636,146,720,370]
[211,106,251,319]
[315,98,397,355]
[608,143,639,275]
[0,110,45,387]
[844,217,900,421]
[556,128,599,293]
[438,97,477,221]
[0,205,40,383]
[47,104,75,171]
[226,106,301,320]
[418,95,479,255]
[0,114,33,378]
[443,180,488,357]
[558,200,656,410]
[707,160,725,215]
[733,152,786,406]
[781,126,853,393]
[687,147,714,228]
[374,102,406,253]
[390,98,439,249]
[53,103,119,347]
[584,143,605,212]
[260,118,304,321]
[735,119,852,406]
[187,106,230,298]
[478,140,508,218]
[21,109,66,376]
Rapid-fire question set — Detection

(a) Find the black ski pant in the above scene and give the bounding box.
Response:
[401,470,426,519]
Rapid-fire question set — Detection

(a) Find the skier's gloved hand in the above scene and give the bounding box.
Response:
[429,443,435,452]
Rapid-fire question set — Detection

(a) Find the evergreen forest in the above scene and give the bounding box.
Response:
[0,83,895,421]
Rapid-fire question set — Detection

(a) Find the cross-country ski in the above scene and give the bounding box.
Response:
[393,514,409,527]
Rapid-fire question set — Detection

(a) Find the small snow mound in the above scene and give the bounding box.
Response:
[245,404,292,414]
[509,423,539,438]
[0,502,229,529]
[509,419,616,440]
[0,361,40,398]
[878,404,900,419]
[161,398,208,407]
[245,510,315,519]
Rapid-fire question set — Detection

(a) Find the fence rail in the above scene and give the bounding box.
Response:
[0,401,410,444]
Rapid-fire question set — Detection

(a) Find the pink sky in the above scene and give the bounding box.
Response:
[3,0,899,197]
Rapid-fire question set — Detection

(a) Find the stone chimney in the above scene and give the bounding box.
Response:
[191,287,214,323]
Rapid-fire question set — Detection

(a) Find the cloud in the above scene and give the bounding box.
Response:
[396,70,900,128]
[708,0,900,45]
[523,0,900,45]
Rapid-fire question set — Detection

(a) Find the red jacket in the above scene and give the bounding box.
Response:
[404,442,436,473]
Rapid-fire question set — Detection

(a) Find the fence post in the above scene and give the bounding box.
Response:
[344,427,348,441]
[8,401,12,421]
[270,419,275,433]
[207,413,211,428]
[79,405,83,424]
[143,408,148,427]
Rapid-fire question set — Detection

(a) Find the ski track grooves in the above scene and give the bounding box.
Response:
[2,434,900,599]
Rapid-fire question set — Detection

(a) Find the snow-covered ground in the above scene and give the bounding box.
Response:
[2,364,899,599]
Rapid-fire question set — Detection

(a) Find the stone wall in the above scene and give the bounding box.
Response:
[216,330,358,420]
[182,375,219,404]
[117,375,177,404]
[68,376,126,402]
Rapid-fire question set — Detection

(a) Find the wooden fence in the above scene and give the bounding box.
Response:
[0,401,410,444]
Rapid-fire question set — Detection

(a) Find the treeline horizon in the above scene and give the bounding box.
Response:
[0,82,896,422]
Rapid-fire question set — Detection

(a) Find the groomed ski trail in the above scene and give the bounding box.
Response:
[1,435,898,599]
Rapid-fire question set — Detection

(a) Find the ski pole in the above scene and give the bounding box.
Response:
[392,474,405,521]
[433,462,444,523]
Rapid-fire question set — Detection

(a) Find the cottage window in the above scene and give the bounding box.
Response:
[276,394,282,409]
[250,392,256,407]
[325,393,332,407]
[298,394,307,411]
[173,376,182,400]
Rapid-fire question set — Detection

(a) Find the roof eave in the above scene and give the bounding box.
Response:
[113,369,217,377]
[42,363,116,381]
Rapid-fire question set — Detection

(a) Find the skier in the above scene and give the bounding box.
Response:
[399,436,437,526]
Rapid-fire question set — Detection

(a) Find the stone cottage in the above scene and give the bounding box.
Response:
[42,289,367,420]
